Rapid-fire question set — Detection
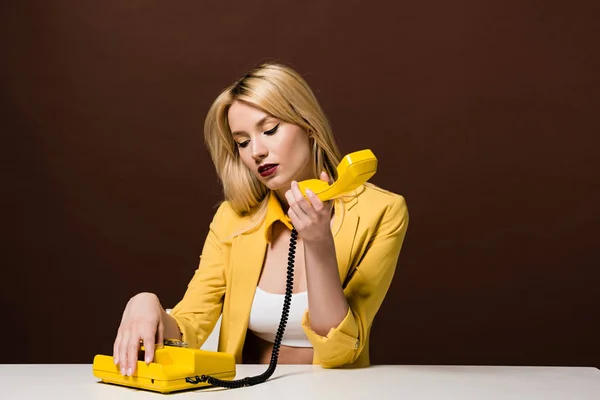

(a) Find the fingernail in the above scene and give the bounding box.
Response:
[145,355,151,363]
[306,188,313,195]
[120,367,125,375]
[127,367,132,376]
[113,356,118,364]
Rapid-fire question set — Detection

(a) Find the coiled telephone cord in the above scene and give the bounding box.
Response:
[185,228,298,388]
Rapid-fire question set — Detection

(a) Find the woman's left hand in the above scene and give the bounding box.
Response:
[285,171,333,244]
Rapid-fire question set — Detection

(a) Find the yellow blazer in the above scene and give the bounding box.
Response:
[170,184,409,368]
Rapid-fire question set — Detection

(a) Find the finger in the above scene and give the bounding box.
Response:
[142,329,155,364]
[118,329,130,375]
[113,330,122,365]
[286,192,312,226]
[284,188,294,205]
[290,181,317,217]
[305,188,326,212]
[157,320,165,345]
[290,180,305,201]
[320,170,333,184]
[287,207,303,230]
[126,331,140,376]
[284,190,302,216]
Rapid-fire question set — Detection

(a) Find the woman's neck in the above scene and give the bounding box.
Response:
[274,189,289,210]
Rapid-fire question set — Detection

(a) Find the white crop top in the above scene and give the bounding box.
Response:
[247,287,313,348]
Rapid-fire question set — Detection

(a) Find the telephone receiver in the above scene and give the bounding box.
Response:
[297,149,378,201]
[92,149,378,393]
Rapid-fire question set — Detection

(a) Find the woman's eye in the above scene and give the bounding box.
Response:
[237,140,249,148]
[264,123,280,135]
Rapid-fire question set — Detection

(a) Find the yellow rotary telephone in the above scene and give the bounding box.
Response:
[92,149,378,393]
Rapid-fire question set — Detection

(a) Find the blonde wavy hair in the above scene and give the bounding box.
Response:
[204,63,343,221]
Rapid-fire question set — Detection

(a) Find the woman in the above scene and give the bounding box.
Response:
[112,63,409,377]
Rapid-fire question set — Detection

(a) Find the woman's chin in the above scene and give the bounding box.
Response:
[260,177,289,192]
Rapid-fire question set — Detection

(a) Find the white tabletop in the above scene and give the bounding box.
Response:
[1,364,599,400]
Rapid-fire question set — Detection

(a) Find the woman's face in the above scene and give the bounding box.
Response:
[228,100,313,194]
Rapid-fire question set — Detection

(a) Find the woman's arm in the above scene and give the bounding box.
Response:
[302,233,349,336]
[284,176,349,335]
[286,178,409,368]
[168,202,231,349]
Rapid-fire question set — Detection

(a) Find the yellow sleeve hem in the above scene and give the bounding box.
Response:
[301,307,359,367]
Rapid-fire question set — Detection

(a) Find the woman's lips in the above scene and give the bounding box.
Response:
[258,164,278,177]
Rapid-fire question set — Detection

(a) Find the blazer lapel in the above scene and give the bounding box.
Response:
[227,227,267,359]
[332,195,360,284]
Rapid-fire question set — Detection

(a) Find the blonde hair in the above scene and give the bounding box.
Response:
[204,63,343,221]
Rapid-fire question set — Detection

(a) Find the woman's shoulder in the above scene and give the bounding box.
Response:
[207,200,252,239]
[212,200,241,220]
[341,183,409,231]
[347,184,409,237]
[354,183,408,214]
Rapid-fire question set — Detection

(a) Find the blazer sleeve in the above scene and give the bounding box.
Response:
[301,195,409,368]
[168,203,229,349]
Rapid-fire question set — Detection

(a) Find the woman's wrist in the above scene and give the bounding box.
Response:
[303,228,335,249]
[161,309,183,341]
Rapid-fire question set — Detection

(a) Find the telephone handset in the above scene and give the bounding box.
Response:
[92,149,378,393]
[298,149,378,200]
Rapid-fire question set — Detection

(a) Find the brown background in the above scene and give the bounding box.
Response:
[2,1,599,366]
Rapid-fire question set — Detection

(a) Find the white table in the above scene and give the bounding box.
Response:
[1,364,599,399]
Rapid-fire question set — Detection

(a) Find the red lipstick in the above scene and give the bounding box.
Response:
[258,164,278,177]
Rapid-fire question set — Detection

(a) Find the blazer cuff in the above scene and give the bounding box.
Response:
[302,307,360,367]
[170,314,199,349]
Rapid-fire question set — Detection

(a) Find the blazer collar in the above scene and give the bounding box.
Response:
[264,191,294,242]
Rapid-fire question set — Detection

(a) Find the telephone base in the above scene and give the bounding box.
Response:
[92,346,236,393]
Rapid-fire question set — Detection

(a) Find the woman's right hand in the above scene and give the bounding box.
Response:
[113,292,165,376]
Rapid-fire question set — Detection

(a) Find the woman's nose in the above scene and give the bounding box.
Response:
[251,139,268,160]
